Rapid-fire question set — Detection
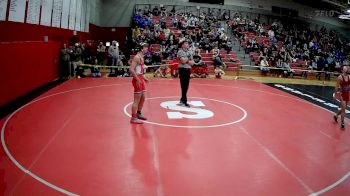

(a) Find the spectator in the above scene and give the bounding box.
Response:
[108,40,119,75]
[96,42,106,65]
[153,6,160,16]
[260,57,269,76]
[60,44,71,79]
[212,46,224,67]
[73,43,84,78]
[215,66,225,79]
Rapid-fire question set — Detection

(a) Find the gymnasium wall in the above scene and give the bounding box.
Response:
[0,41,60,107]
[0,0,127,107]
[0,21,131,107]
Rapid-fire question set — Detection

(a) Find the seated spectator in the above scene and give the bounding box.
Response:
[144,51,153,65]
[282,61,294,77]
[119,52,127,66]
[163,27,171,38]
[212,46,224,67]
[188,17,196,30]
[226,39,233,54]
[160,6,166,16]
[193,49,203,67]
[191,49,208,78]
[153,6,160,16]
[260,57,269,76]
[178,34,186,44]
[172,15,178,27]
[154,65,170,78]
[181,19,188,31]
[132,27,141,38]
[215,66,225,79]
[152,50,162,65]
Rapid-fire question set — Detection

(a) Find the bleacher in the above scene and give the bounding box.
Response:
[130,15,242,74]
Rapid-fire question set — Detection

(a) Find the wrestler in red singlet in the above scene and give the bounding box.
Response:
[334,66,350,129]
[129,43,149,124]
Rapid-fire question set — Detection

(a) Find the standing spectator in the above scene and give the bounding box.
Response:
[96,42,106,65]
[60,44,71,79]
[108,40,119,75]
[316,56,325,80]
[73,43,83,78]
[83,42,93,65]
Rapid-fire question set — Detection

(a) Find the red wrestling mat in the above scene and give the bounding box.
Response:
[1,78,350,196]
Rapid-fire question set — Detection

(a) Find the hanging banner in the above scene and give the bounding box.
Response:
[8,0,26,23]
[68,0,76,30]
[0,0,8,21]
[40,0,53,26]
[52,0,63,28]
[85,0,90,32]
[26,0,41,24]
[61,0,70,29]
[74,0,82,31]
[80,0,86,32]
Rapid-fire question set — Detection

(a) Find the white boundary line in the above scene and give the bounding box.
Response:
[1,83,127,195]
[149,123,164,196]
[123,96,248,128]
[239,126,314,194]
[309,171,350,196]
[1,81,350,195]
[190,82,350,195]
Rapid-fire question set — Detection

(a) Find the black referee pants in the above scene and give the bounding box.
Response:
[179,67,191,103]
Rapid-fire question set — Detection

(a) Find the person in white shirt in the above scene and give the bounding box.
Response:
[282,61,294,77]
[258,25,265,36]
[108,40,119,75]
[309,41,314,49]
[335,60,341,72]
[260,57,269,76]
[179,34,186,44]
[189,17,196,29]
[163,27,171,39]
[268,29,276,44]
[215,66,225,79]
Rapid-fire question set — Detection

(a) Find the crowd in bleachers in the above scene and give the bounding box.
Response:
[130,6,241,78]
[60,6,350,81]
[60,40,129,79]
[231,14,350,79]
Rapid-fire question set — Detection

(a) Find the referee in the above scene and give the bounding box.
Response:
[177,41,195,107]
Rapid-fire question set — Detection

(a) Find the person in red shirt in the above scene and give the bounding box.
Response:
[159,31,166,41]
[334,66,350,129]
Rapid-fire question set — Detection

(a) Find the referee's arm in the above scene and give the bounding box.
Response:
[177,50,188,64]
[180,57,189,64]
